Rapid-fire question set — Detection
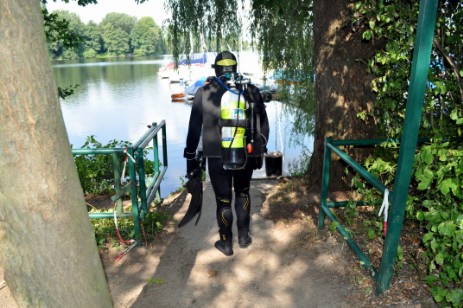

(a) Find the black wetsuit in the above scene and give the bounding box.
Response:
[184,77,269,242]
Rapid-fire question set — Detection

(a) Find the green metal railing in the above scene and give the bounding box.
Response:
[318,138,391,277]
[318,0,438,296]
[72,121,168,239]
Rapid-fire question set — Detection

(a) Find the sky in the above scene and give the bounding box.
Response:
[46,0,169,26]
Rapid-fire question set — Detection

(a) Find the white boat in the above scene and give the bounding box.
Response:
[158,52,216,84]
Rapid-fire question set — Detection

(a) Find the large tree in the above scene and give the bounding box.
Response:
[308,0,384,190]
[0,1,112,306]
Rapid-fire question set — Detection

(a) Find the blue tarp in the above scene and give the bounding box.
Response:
[186,77,207,96]
[178,53,206,65]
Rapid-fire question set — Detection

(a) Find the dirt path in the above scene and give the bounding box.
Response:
[101,179,354,307]
[1,178,435,307]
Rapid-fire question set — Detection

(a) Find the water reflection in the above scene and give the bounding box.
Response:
[53,56,311,197]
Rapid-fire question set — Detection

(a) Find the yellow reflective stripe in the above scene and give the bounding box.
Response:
[216,59,236,66]
[221,213,229,227]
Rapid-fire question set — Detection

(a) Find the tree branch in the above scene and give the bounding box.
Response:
[433,37,463,102]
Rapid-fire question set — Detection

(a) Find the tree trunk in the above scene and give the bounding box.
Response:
[0,1,112,306]
[308,0,381,191]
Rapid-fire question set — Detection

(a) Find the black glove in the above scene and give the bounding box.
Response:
[186,158,200,178]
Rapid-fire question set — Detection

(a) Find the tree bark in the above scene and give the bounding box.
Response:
[308,0,380,191]
[0,1,112,306]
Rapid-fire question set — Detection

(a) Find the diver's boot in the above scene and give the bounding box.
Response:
[215,233,233,256]
[215,240,233,256]
[235,191,252,248]
[238,231,252,248]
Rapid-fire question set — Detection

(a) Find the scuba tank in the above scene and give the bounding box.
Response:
[220,82,247,170]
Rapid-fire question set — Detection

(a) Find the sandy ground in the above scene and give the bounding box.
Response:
[0,267,15,307]
[104,179,354,307]
[0,178,433,307]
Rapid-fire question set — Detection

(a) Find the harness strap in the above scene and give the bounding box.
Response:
[220,119,247,128]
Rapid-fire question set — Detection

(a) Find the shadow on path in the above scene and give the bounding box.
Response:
[130,179,353,307]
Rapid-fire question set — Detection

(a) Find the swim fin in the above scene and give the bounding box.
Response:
[178,174,203,228]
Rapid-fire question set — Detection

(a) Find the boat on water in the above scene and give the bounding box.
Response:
[158,52,215,83]
[185,76,207,100]
[158,61,175,79]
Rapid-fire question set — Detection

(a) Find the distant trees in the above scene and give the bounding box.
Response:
[131,16,166,56]
[45,10,85,59]
[100,13,136,55]
[45,10,167,59]
[82,21,103,58]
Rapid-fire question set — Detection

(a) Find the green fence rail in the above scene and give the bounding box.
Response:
[318,0,438,295]
[72,121,168,239]
[319,137,430,291]
[318,138,392,278]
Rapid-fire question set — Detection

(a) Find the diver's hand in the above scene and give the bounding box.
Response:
[186,158,200,178]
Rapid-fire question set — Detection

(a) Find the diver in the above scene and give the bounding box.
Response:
[184,51,270,256]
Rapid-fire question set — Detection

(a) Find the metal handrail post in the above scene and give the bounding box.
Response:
[162,122,168,170]
[111,152,124,215]
[152,123,160,171]
[157,123,169,203]
[376,0,438,295]
[152,122,161,202]
[318,138,332,229]
[137,146,148,218]
[127,146,142,240]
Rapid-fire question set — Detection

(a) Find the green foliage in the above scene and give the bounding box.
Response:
[43,8,83,58]
[92,209,171,248]
[249,0,315,137]
[249,1,313,76]
[82,21,103,55]
[329,221,339,234]
[74,133,163,248]
[131,17,166,56]
[73,136,154,195]
[288,149,311,177]
[415,143,463,306]
[42,0,98,6]
[164,0,242,59]
[351,1,463,305]
[100,13,137,55]
[353,0,462,140]
[147,277,165,285]
[82,48,97,59]
[42,3,168,59]
[57,84,79,99]
[74,136,131,195]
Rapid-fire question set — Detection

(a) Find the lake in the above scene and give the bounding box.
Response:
[52,55,313,197]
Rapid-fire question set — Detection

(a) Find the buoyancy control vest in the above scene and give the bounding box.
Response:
[199,76,267,170]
